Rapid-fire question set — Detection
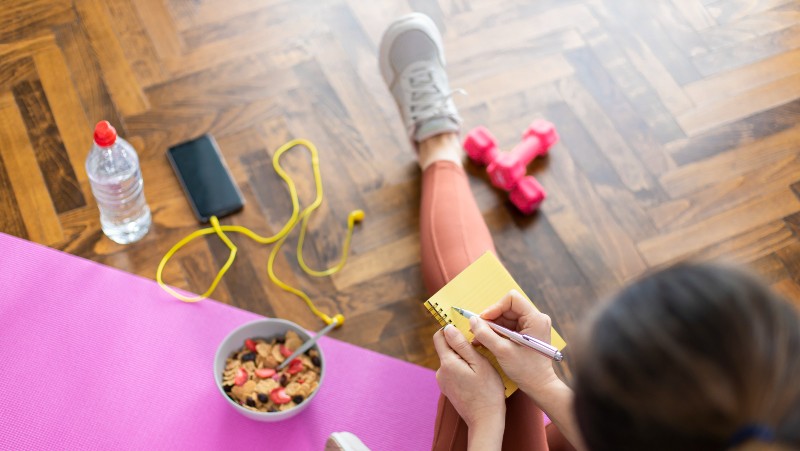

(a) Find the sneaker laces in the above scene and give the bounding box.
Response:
[406,65,465,125]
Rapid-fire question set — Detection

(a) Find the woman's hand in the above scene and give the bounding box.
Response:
[469,290,561,401]
[470,291,587,451]
[433,324,506,444]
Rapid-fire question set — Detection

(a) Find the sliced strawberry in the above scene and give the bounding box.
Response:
[234,367,248,386]
[270,387,292,404]
[244,339,257,352]
[287,359,304,375]
[279,345,293,357]
[296,379,304,384]
[255,368,276,378]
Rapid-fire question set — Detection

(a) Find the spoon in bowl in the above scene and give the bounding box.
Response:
[276,317,340,370]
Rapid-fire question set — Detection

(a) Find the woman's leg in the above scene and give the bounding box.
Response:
[419,134,549,451]
[419,135,495,293]
[378,13,550,451]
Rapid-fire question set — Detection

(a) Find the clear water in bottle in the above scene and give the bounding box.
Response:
[86,121,151,244]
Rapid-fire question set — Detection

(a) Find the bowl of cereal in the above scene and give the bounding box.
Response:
[214,318,325,421]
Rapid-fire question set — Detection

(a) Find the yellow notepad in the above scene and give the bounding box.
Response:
[424,252,567,397]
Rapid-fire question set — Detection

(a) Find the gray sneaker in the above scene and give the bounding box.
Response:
[379,13,462,144]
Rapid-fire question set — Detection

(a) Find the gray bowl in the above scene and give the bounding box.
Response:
[214,318,325,421]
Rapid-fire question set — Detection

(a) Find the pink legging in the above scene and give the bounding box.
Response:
[421,161,572,451]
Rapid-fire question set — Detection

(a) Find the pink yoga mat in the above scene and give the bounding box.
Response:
[0,233,440,450]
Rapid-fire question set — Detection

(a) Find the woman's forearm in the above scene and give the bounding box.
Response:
[524,380,587,451]
[467,415,505,451]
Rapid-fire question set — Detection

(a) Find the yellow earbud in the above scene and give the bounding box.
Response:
[349,210,365,223]
[331,314,345,327]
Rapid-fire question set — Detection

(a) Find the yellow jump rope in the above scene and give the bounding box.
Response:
[156,138,363,327]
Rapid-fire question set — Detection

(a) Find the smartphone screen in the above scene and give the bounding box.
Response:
[167,135,244,222]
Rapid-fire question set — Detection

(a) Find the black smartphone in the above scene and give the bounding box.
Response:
[167,135,244,223]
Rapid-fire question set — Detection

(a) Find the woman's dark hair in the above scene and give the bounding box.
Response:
[573,263,800,451]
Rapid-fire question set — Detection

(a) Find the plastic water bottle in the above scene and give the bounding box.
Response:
[86,121,151,244]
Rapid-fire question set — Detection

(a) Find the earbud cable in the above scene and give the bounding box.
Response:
[155,138,362,327]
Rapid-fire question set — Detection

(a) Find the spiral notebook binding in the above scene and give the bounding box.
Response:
[424,301,453,326]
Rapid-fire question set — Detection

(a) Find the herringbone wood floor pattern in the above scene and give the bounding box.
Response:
[2,0,799,373]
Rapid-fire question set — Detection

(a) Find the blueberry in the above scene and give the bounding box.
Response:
[223,384,233,392]
[311,356,321,367]
[292,395,304,404]
[280,375,288,386]
[275,336,286,344]
[257,393,269,403]
[245,397,256,407]
[241,352,257,362]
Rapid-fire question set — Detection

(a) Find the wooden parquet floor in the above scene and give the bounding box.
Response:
[2,0,800,373]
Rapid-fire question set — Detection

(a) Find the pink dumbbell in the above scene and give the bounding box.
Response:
[463,126,499,165]
[462,120,556,214]
[509,176,546,214]
[487,120,558,191]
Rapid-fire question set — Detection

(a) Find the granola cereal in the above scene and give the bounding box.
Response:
[221,331,322,413]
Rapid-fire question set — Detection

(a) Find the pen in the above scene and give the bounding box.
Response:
[452,307,563,362]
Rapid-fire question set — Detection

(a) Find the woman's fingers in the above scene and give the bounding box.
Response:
[434,325,482,367]
[479,291,515,321]
[469,312,558,398]
[471,310,553,356]
[529,312,552,338]
[480,290,553,340]
[442,324,483,367]
[469,316,513,357]
[432,325,509,432]
[433,328,459,363]
[480,290,537,321]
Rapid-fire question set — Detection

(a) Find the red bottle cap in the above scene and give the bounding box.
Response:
[94,121,117,147]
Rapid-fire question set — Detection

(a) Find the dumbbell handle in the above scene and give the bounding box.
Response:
[487,135,549,191]
[508,134,548,167]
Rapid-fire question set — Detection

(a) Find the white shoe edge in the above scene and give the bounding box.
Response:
[328,432,371,451]
[378,12,446,89]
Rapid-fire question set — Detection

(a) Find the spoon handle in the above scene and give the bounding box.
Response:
[276,318,339,370]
